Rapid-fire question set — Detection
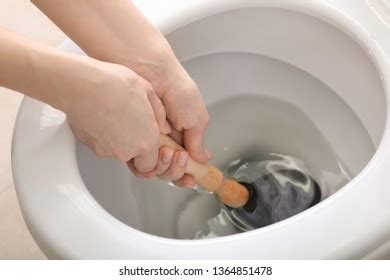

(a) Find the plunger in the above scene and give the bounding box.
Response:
[160,134,321,229]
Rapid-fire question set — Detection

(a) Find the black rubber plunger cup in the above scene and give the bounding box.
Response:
[161,133,321,231]
[226,158,322,229]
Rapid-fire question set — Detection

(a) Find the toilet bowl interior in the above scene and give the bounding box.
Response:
[76,8,386,239]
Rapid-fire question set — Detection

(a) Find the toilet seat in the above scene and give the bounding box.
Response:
[12,0,390,259]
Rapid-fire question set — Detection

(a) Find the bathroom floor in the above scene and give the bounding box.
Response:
[0,0,65,259]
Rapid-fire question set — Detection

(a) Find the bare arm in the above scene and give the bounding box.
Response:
[0,27,165,170]
[32,0,175,84]
[0,27,91,109]
[33,0,211,181]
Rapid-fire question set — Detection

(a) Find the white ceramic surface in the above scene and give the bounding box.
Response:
[0,0,65,259]
[12,0,390,259]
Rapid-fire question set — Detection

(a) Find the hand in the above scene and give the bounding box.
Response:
[61,58,169,173]
[126,44,211,187]
[31,0,211,186]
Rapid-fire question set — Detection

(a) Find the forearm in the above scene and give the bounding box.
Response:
[0,27,98,111]
[32,0,210,164]
[32,0,176,81]
[0,28,38,96]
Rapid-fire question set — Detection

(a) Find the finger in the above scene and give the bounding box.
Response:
[173,174,195,188]
[126,160,147,178]
[133,144,159,173]
[146,88,171,134]
[183,119,210,163]
[169,128,183,146]
[155,146,174,175]
[157,151,188,181]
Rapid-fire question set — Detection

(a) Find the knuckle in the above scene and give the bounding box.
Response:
[137,126,159,154]
[139,143,151,154]
[176,114,196,130]
[112,146,133,163]
[186,118,198,130]
[170,117,184,131]
[139,137,158,154]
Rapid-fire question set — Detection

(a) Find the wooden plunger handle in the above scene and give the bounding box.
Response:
[159,134,250,208]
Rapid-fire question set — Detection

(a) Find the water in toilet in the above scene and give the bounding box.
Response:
[77,53,375,240]
[120,94,357,239]
[175,95,350,239]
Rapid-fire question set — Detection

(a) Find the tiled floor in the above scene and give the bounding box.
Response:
[0,0,65,259]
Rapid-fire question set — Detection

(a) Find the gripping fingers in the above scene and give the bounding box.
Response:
[154,146,174,175]
[133,144,159,173]
[126,160,151,178]
[157,151,188,181]
[127,146,175,178]
[173,174,195,188]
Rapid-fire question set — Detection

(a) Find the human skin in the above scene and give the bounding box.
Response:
[33,0,211,187]
[0,27,171,172]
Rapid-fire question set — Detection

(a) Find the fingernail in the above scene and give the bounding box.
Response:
[161,149,173,164]
[177,152,188,167]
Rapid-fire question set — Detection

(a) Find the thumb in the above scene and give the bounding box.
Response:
[183,121,211,164]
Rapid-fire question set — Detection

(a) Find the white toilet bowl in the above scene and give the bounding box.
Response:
[12,0,390,259]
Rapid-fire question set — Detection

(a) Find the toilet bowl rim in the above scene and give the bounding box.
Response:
[11,0,390,257]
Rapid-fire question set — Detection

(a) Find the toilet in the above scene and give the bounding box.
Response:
[11,0,390,259]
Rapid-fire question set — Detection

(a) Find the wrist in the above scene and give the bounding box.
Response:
[120,36,180,83]
[29,46,102,113]
[55,55,106,115]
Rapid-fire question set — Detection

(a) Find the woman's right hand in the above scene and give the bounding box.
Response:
[61,58,169,173]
